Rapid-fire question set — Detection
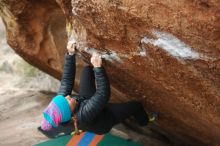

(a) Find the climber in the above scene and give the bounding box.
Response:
[41,41,157,135]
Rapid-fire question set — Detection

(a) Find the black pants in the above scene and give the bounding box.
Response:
[79,66,149,126]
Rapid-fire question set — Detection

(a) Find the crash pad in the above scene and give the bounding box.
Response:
[35,131,142,146]
[34,135,71,146]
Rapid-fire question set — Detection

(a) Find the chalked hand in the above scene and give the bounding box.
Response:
[91,52,102,68]
[67,39,76,55]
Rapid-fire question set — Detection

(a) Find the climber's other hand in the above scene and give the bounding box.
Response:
[91,52,102,68]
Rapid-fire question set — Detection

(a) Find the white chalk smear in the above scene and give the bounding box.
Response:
[68,28,147,63]
[139,48,147,56]
[141,30,206,60]
[133,47,147,57]
[83,46,148,63]
[68,31,123,62]
[84,47,122,62]
[72,9,78,16]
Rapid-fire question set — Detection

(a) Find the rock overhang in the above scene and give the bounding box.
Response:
[0,0,220,145]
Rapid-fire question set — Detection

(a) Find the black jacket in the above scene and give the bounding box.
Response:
[57,54,115,134]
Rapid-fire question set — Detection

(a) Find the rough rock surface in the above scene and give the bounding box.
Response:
[0,0,220,145]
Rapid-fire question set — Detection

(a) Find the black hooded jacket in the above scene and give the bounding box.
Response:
[57,54,115,134]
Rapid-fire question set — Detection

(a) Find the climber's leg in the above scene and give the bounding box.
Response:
[107,101,149,126]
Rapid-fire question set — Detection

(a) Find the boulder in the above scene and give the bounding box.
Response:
[0,0,219,145]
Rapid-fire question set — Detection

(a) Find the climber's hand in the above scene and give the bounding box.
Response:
[67,39,76,55]
[91,52,102,68]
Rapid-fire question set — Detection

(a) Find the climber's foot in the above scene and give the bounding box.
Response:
[148,112,158,123]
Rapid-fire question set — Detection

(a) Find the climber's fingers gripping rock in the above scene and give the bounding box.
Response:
[67,40,77,55]
[91,52,102,68]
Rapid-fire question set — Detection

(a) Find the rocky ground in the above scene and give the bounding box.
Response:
[0,90,52,146]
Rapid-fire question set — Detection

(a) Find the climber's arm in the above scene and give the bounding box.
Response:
[80,67,110,123]
[80,53,111,123]
[57,41,76,96]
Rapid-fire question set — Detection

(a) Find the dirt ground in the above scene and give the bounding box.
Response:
[0,89,51,146]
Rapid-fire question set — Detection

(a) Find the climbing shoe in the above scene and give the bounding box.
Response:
[148,112,158,123]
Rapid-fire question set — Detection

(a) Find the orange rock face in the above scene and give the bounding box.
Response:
[0,0,220,145]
